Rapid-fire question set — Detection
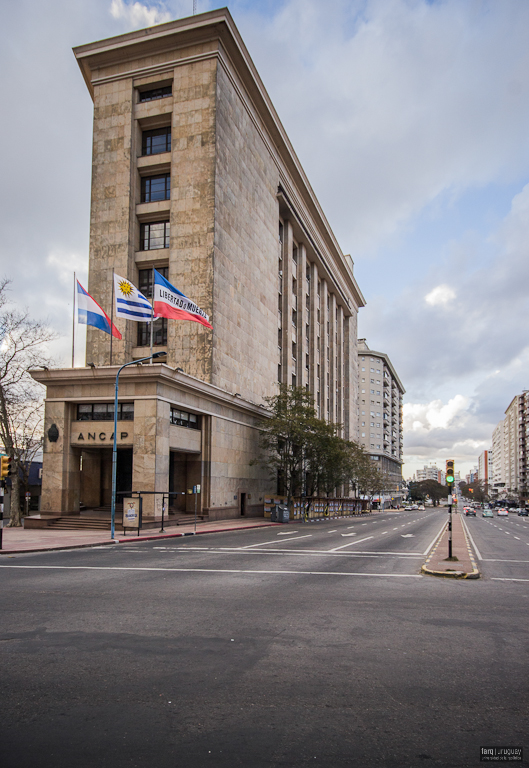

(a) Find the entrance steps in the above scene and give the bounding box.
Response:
[48,517,112,531]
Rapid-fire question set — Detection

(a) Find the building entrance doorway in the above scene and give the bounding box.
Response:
[169,450,201,513]
[80,448,133,510]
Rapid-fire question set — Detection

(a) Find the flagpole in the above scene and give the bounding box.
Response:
[110,269,115,366]
[150,271,154,364]
[72,272,76,368]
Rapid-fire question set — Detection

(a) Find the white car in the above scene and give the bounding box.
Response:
[497,508,508,516]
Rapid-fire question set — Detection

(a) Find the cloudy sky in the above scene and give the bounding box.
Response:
[2,0,529,479]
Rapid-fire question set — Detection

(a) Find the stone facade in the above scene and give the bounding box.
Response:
[33,10,365,521]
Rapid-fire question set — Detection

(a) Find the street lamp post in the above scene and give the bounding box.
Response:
[110,351,166,540]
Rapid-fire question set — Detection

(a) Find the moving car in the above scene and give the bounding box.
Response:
[497,508,509,516]
[482,509,494,518]
[465,508,476,516]
[518,508,528,516]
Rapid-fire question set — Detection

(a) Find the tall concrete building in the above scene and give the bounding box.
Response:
[32,10,365,523]
[357,340,404,503]
[491,391,529,500]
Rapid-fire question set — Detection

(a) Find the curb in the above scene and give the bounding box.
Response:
[117,521,282,544]
[0,539,117,556]
[0,522,283,555]
[421,518,480,579]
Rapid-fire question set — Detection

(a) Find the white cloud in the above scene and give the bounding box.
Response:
[109,0,171,28]
[241,0,529,254]
[404,395,469,433]
[424,284,456,307]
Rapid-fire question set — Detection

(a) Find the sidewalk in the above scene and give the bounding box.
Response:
[0,518,281,555]
[421,512,480,579]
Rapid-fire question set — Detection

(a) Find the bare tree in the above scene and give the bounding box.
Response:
[0,279,56,525]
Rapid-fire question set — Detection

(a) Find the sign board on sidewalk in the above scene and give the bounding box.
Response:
[123,497,142,534]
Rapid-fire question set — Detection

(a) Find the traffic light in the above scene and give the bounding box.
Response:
[446,460,455,485]
[1,456,12,480]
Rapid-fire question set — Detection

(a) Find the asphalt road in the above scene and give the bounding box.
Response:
[0,509,527,768]
[461,511,529,580]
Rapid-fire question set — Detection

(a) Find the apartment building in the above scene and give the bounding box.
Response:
[491,391,529,499]
[357,339,404,502]
[415,466,443,484]
[32,10,365,521]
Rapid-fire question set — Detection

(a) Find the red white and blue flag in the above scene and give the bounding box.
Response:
[77,281,122,339]
[153,269,212,329]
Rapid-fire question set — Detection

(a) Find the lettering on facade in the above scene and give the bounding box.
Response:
[75,432,129,442]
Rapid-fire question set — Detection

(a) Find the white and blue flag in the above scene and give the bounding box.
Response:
[114,273,154,322]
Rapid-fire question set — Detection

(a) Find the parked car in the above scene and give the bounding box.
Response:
[417,505,425,511]
[482,509,494,518]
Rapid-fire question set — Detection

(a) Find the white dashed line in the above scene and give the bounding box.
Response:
[240,534,313,549]
[328,536,374,552]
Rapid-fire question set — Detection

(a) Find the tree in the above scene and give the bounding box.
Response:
[254,385,365,505]
[0,279,56,525]
[254,385,317,504]
[459,480,488,503]
[354,450,387,509]
[416,479,450,506]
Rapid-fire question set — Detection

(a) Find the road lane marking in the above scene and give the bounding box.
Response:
[461,516,483,561]
[240,535,313,548]
[0,564,422,578]
[423,521,448,556]
[514,537,521,540]
[340,533,357,537]
[276,531,298,535]
[401,534,414,538]
[328,536,374,552]
[491,577,529,582]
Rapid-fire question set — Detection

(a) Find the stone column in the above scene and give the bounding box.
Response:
[41,402,80,513]
[132,398,169,520]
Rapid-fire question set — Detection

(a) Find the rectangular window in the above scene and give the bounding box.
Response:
[140,221,170,251]
[142,127,171,156]
[76,403,134,421]
[139,85,172,102]
[138,266,168,298]
[170,408,200,429]
[137,318,167,347]
[141,174,170,203]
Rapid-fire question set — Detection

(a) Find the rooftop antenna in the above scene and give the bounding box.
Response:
[193,0,196,14]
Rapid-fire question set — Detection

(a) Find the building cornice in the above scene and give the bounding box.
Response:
[30,364,271,420]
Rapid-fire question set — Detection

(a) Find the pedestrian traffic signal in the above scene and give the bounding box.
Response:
[1,456,12,480]
[446,460,455,485]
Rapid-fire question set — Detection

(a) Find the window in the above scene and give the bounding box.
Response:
[170,408,200,429]
[138,266,168,298]
[140,221,170,251]
[77,403,134,421]
[292,341,297,360]
[141,174,170,203]
[142,126,171,156]
[139,85,172,102]
[137,318,167,347]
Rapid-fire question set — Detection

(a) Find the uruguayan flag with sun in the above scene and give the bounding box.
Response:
[114,273,154,321]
